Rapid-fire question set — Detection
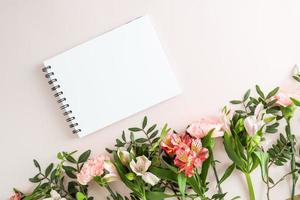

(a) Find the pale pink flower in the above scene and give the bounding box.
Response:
[77,155,109,185]
[221,106,233,134]
[244,116,264,136]
[244,103,265,135]
[103,160,120,182]
[129,156,160,186]
[187,117,224,139]
[43,190,66,200]
[117,149,131,167]
[274,92,293,107]
[274,90,300,107]
[9,193,21,200]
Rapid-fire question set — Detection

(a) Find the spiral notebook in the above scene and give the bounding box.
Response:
[42,16,181,137]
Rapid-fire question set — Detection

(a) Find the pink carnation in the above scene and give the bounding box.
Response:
[274,92,294,107]
[9,193,21,200]
[187,117,225,139]
[77,155,109,185]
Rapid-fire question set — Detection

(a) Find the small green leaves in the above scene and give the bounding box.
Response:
[243,89,251,102]
[230,100,242,104]
[255,85,265,99]
[33,159,41,172]
[266,87,279,99]
[219,163,235,184]
[45,163,54,177]
[62,165,77,179]
[291,97,300,107]
[128,127,142,132]
[147,124,157,134]
[29,174,42,183]
[267,134,292,166]
[78,150,91,163]
[142,116,147,129]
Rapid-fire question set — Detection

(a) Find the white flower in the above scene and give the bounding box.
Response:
[244,103,265,135]
[129,155,160,186]
[244,116,264,135]
[221,106,233,133]
[117,149,131,167]
[103,160,120,182]
[43,190,66,200]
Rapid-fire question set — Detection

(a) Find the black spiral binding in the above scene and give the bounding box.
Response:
[42,66,81,134]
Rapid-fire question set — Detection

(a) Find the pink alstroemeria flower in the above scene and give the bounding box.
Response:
[160,131,182,156]
[9,193,21,200]
[174,139,209,177]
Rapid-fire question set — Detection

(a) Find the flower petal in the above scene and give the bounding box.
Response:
[117,149,130,166]
[136,155,151,172]
[142,172,160,186]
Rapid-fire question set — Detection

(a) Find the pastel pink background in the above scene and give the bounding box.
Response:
[1,0,300,199]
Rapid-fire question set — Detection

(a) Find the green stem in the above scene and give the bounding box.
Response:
[285,119,298,200]
[244,173,255,200]
[211,158,223,198]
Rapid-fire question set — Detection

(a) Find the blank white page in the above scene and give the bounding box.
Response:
[43,16,181,137]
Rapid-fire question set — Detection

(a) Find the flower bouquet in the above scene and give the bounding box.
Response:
[9,67,300,200]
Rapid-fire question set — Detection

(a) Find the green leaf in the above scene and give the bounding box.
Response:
[149,166,177,182]
[78,150,91,163]
[142,116,147,129]
[105,148,113,153]
[112,151,140,194]
[255,85,265,99]
[147,124,157,134]
[121,131,126,142]
[243,89,251,102]
[266,87,280,99]
[45,163,54,177]
[62,165,77,179]
[230,100,242,104]
[219,163,235,184]
[145,191,176,200]
[65,154,77,163]
[177,172,187,198]
[212,193,227,199]
[223,133,246,171]
[33,159,41,172]
[76,192,87,200]
[128,127,142,132]
[291,97,300,107]
[254,151,269,182]
[29,174,41,183]
[150,123,170,152]
[293,75,300,82]
[187,176,202,195]
[202,130,215,148]
[135,138,148,143]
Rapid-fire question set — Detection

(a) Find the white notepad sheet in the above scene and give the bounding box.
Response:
[44,16,181,137]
